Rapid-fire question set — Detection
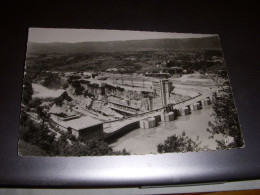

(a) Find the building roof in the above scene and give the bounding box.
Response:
[54,116,103,131]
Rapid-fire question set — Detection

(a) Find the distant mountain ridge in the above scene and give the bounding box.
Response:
[27,36,221,54]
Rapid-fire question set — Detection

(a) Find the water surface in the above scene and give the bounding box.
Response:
[109,106,223,155]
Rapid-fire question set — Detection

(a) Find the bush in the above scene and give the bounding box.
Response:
[70,80,85,95]
[207,88,244,149]
[52,137,129,156]
[54,91,72,106]
[28,98,42,108]
[157,131,202,153]
[84,90,95,98]
[19,114,55,154]
[67,75,81,84]
[22,74,33,105]
[42,72,61,88]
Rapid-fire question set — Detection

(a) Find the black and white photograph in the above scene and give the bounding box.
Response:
[19,28,244,156]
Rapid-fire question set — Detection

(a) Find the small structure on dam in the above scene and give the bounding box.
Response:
[179,107,190,116]
[161,111,174,122]
[203,98,211,106]
[193,102,202,111]
[139,117,157,129]
[196,100,202,106]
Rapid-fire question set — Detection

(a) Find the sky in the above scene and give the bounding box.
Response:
[28,28,216,43]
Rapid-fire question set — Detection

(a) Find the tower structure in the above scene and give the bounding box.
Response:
[152,79,173,107]
[148,96,153,111]
[159,79,171,107]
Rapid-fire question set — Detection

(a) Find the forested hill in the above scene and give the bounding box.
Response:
[27,36,221,54]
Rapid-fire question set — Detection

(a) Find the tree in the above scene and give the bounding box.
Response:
[84,90,94,98]
[36,106,50,131]
[141,91,149,98]
[166,60,175,68]
[207,88,244,149]
[67,75,81,84]
[22,74,33,105]
[51,136,130,156]
[19,110,55,154]
[54,91,72,106]
[19,119,35,142]
[28,98,42,108]
[157,131,203,153]
[42,72,61,88]
[71,80,85,95]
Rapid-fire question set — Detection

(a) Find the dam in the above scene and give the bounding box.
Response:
[108,106,224,155]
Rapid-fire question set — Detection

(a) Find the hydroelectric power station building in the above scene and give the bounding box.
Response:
[51,115,104,139]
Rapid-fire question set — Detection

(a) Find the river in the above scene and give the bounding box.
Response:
[32,84,65,98]
[109,106,224,155]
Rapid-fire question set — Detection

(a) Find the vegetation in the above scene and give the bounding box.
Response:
[19,110,130,156]
[19,112,55,154]
[26,48,224,74]
[67,75,81,83]
[41,71,61,88]
[67,76,90,96]
[54,91,72,106]
[71,80,85,95]
[28,98,42,108]
[22,74,33,105]
[18,139,47,156]
[141,91,149,98]
[207,88,244,149]
[84,90,95,98]
[52,136,129,156]
[157,131,203,153]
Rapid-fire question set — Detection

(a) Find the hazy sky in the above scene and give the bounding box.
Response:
[28,28,216,43]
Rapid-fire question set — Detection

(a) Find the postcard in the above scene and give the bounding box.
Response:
[18,28,244,156]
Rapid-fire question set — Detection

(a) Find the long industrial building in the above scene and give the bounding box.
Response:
[51,115,104,139]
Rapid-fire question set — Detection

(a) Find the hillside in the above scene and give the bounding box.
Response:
[18,139,48,156]
[27,36,221,54]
